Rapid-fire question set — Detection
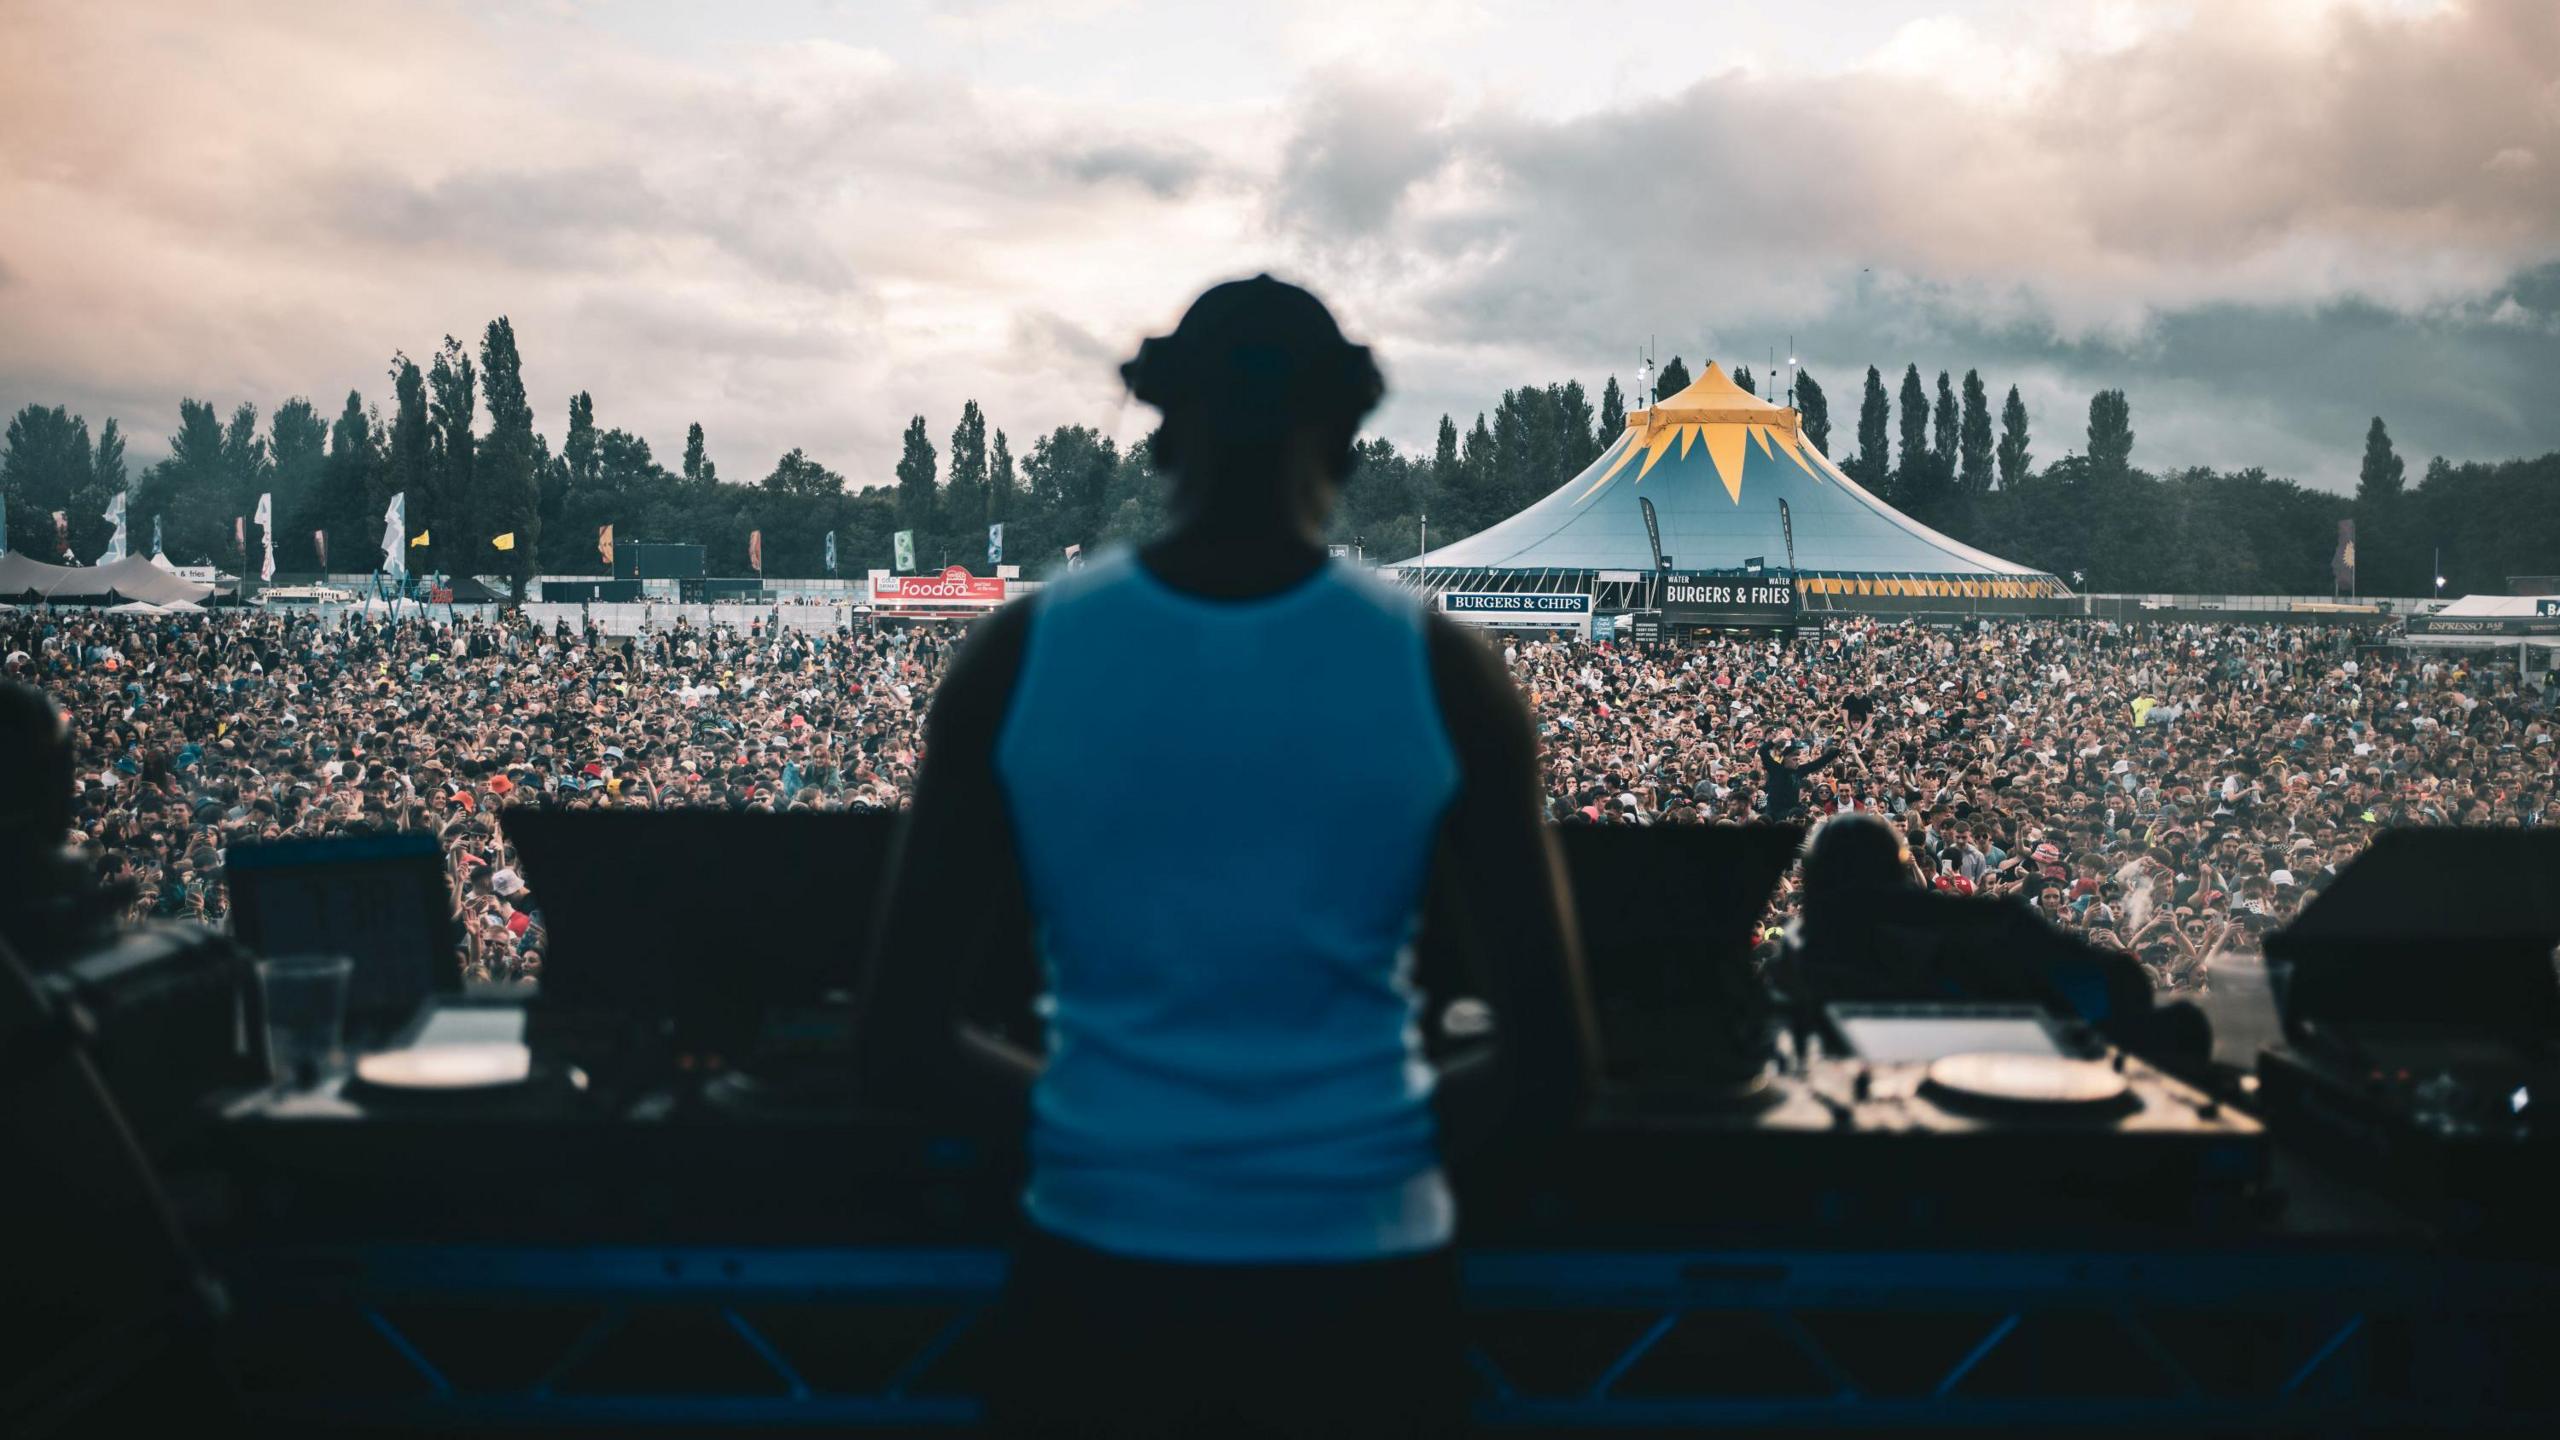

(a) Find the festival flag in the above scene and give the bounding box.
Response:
[100,491,129,564]
[381,494,407,577]
[254,492,275,581]
[598,524,614,567]
[892,529,916,573]
[988,522,1004,567]
[0,493,9,554]
[314,529,328,569]
[152,514,164,560]
[1064,542,1083,571]
[54,510,70,559]
[2332,519,2357,596]
[410,530,430,547]
[491,532,516,552]
[234,514,246,552]
[749,529,763,572]
[823,530,837,575]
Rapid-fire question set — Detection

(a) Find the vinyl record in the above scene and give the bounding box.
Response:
[354,1042,533,1091]
[1922,1052,2131,1109]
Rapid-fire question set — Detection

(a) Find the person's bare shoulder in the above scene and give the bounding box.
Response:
[924,599,1036,745]
[1423,612,1537,770]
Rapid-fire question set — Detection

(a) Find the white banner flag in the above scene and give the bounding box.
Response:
[381,493,407,577]
[100,490,129,563]
[893,529,916,573]
[254,491,276,581]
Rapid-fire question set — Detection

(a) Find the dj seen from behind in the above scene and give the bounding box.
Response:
[856,275,1599,1439]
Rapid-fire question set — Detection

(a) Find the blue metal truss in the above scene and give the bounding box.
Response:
[218,1243,2560,1431]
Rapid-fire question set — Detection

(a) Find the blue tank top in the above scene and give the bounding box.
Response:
[994,550,1461,1262]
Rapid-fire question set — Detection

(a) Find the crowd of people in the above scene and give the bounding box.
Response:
[1512,617,2557,992]
[7,601,2554,993]
[6,604,952,981]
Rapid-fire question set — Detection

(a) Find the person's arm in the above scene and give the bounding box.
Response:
[852,602,1040,1129]
[1424,616,1598,1158]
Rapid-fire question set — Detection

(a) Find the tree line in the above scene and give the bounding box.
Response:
[5,326,2554,599]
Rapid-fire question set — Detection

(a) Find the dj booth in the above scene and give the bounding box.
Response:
[202,1067,2555,1433]
[48,820,2560,1432]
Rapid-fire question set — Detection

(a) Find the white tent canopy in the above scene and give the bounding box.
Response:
[0,552,218,605]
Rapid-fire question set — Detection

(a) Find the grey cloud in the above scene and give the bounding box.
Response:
[567,289,866,365]
[1275,72,1452,239]
[1724,263,2560,488]
[324,165,671,254]
[1275,2,2560,482]
[1009,308,1120,374]
[1051,140,1212,198]
[317,162,877,296]
[1282,3,2559,340]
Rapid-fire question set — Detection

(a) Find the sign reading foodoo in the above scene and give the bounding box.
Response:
[871,565,1008,609]
[1661,572,1799,627]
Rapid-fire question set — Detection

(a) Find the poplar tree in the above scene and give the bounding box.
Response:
[1850,366,1890,493]
[1894,364,1930,506]
[1931,371,1959,489]
[1794,368,1832,457]
[894,415,938,533]
[1996,384,2032,489]
[477,316,540,594]
[1958,370,1993,495]
[2086,389,2135,479]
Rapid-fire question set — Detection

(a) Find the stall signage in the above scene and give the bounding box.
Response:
[871,566,1007,605]
[1660,573,1799,626]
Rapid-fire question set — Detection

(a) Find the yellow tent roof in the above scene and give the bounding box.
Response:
[1630,360,1797,434]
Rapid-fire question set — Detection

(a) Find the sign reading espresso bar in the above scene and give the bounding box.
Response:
[2406,612,2560,638]
[1661,573,1799,626]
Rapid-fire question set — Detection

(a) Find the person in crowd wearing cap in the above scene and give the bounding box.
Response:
[858,275,1597,1438]
[1757,726,1842,822]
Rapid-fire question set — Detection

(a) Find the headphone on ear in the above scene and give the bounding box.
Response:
[1120,278,1386,482]
[1121,334,1383,418]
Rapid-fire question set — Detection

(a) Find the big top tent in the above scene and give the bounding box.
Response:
[1388,362,2066,601]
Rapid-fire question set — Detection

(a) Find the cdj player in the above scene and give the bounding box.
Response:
[2258,830,2560,1231]
[2256,1029,2554,1230]
[1478,1001,2266,1241]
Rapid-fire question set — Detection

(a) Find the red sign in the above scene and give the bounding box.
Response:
[872,566,1007,605]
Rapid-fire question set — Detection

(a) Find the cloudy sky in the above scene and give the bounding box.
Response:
[3,0,2555,492]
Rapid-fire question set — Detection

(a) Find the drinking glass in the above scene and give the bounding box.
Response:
[258,955,354,1091]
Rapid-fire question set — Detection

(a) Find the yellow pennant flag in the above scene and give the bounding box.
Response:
[491,532,516,552]
[410,530,430,547]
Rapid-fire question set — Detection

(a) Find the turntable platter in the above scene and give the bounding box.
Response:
[1922,1052,2132,1110]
